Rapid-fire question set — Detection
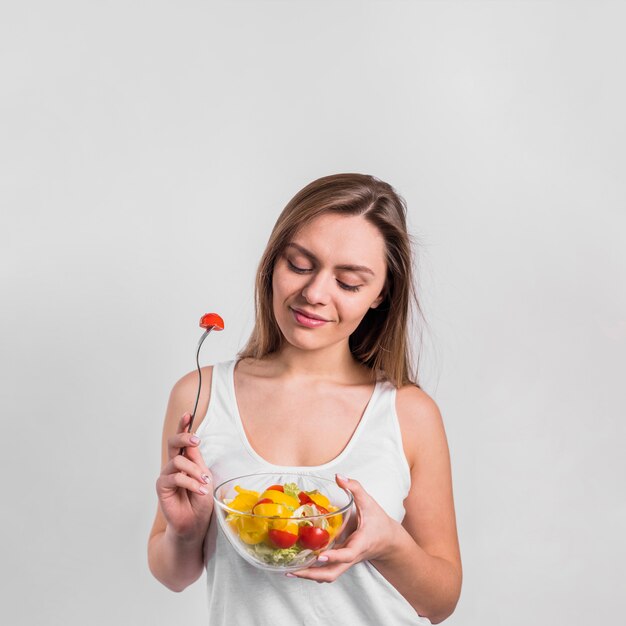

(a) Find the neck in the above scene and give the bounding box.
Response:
[269,342,372,384]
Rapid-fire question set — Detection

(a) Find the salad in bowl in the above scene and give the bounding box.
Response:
[213,473,354,572]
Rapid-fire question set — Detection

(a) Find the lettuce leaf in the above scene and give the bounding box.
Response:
[283,482,300,500]
[245,542,313,566]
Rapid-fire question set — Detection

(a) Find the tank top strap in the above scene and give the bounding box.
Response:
[337,378,412,515]
[194,359,235,440]
[210,359,233,408]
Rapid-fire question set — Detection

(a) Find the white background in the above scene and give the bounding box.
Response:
[1,1,625,624]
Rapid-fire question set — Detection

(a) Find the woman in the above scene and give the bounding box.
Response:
[148,173,462,624]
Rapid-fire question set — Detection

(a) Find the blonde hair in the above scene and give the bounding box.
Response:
[237,173,425,389]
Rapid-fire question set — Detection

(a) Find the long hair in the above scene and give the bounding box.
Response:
[237,173,425,389]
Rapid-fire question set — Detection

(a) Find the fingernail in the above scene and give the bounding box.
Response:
[190,435,200,444]
[202,474,211,483]
[198,486,209,495]
[317,555,329,562]
[336,473,348,482]
[285,572,296,577]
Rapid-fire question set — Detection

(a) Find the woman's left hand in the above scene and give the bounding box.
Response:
[286,474,398,583]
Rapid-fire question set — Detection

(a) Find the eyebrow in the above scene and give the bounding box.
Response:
[285,242,376,276]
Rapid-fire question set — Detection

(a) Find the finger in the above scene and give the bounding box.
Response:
[164,455,212,486]
[179,439,211,477]
[287,561,351,583]
[167,428,202,460]
[179,437,204,461]
[336,475,372,511]
[164,450,213,489]
[316,545,360,565]
[158,469,210,496]
[342,511,359,535]
[176,412,191,434]
[329,519,357,551]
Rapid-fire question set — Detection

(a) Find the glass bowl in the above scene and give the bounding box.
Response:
[213,472,354,572]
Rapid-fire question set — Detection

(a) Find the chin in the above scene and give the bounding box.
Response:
[275,324,326,350]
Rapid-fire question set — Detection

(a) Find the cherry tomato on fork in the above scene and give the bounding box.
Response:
[199,313,224,330]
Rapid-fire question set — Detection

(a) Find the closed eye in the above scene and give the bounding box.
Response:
[287,260,361,292]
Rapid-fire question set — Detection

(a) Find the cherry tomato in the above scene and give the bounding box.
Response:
[199,312,224,330]
[314,504,329,515]
[298,526,330,550]
[266,484,284,492]
[298,491,313,505]
[268,528,299,549]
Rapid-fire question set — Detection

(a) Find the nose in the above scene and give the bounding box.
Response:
[301,271,331,306]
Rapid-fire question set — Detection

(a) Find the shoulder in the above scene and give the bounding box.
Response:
[171,364,215,398]
[394,384,447,472]
[167,365,215,435]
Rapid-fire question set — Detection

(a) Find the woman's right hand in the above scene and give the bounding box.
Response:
[155,412,214,540]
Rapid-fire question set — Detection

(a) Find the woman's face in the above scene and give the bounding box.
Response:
[271,213,387,353]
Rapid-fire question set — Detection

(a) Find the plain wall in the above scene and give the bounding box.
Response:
[1,1,624,624]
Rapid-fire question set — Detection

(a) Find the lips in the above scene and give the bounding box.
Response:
[290,307,330,322]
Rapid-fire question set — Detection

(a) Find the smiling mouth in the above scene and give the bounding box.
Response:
[290,307,332,327]
[290,307,330,322]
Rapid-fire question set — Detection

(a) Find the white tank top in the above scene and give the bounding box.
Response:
[196,359,432,625]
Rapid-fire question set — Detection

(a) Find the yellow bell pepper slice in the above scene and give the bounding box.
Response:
[240,529,267,544]
[234,485,259,498]
[271,516,297,531]
[260,489,300,510]
[253,502,287,517]
[307,491,331,509]
[229,494,259,512]
[236,515,268,544]
[325,505,343,536]
[251,502,293,531]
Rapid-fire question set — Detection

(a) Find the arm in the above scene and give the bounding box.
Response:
[147,367,214,592]
[370,387,462,622]
[148,525,206,593]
